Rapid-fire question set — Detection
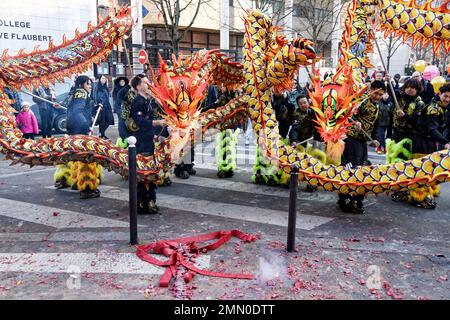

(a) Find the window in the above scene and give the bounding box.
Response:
[294,6,332,22]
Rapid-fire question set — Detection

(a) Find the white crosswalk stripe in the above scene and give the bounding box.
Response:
[0,198,130,229]
[171,175,337,202]
[51,185,334,231]
[0,252,210,274]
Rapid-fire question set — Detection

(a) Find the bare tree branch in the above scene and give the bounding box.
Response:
[292,0,349,55]
[180,0,194,12]
[179,0,204,42]
[147,0,210,56]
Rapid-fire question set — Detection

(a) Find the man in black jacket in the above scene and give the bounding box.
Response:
[272,91,295,138]
[338,80,385,214]
[412,71,435,104]
[33,85,55,138]
[403,82,450,209]
[130,75,165,214]
[414,83,450,154]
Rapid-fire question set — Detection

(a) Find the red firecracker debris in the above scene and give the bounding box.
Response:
[136,230,257,289]
[437,275,448,282]
[344,238,361,242]
[53,211,60,217]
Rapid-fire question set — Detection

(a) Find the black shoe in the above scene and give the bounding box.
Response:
[54,179,68,189]
[176,171,190,179]
[391,191,408,202]
[305,185,317,193]
[100,135,110,140]
[186,167,196,175]
[217,170,226,178]
[138,201,148,215]
[71,184,79,191]
[160,177,172,187]
[338,196,352,211]
[217,170,234,178]
[411,196,437,209]
[225,170,234,178]
[148,200,159,214]
[80,189,101,199]
[338,197,364,214]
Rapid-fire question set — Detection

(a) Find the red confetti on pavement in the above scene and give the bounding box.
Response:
[437,275,448,282]
[53,211,60,217]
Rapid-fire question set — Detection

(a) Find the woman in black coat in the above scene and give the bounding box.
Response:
[112,76,129,115]
[93,75,114,139]
[66,76,94,135]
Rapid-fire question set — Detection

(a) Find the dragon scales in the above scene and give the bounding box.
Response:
[0,2,449,196]
[242,3,450,196]
[0,8,247,184]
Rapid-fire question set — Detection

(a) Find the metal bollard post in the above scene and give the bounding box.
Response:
[287,164,299,252]
[128,136,138,245]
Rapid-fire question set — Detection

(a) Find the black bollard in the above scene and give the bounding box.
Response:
[287,164,299,252]
[128,136,138,245]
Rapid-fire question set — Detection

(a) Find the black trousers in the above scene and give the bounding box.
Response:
[23,133,35,139]
[339,137,367,204]
[412,134,436,155]
[40,108,53,138]
[136,140,157,204]
[137,182,156,203]
[341,137,368,166]
[174,145,195,173]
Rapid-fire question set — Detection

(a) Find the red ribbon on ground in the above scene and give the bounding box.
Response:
[136,230,258,287]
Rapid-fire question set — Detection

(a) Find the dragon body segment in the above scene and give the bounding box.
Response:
[0,10,246,184]
[0,2,449,196]
[242,8,450,196]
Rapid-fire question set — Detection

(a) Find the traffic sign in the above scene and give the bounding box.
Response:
[138,49,148,64]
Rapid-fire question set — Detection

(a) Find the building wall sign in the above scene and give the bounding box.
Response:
[0,0,96,56]
[0,0,97,94]
[0,19,53,42]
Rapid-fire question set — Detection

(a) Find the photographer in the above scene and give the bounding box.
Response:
[33,85,55,138]
[289,96,314,147]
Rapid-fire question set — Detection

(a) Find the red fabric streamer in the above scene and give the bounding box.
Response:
[136,230,258,287]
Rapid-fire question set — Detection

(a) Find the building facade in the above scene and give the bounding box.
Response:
[140,0,338,69]
[0,0,98,93]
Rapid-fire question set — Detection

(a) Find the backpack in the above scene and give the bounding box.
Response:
[120,88,139,132]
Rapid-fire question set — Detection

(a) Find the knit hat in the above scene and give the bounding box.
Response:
[21,101,31,109]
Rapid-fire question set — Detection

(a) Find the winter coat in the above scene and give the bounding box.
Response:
[130,94,155,154]
[347,97,379,142]
[4,87,22,112]
[93,82,114,127]
[393,94,425,141]
[376,98,393,127]
[32,87,54,111]
[66,88,95,135]
[16,110,39,134]
[273,95,295,138]
[419,79,435,105]
[112,77,129,114]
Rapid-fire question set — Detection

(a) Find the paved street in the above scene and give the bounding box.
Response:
[0,127,448,300]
